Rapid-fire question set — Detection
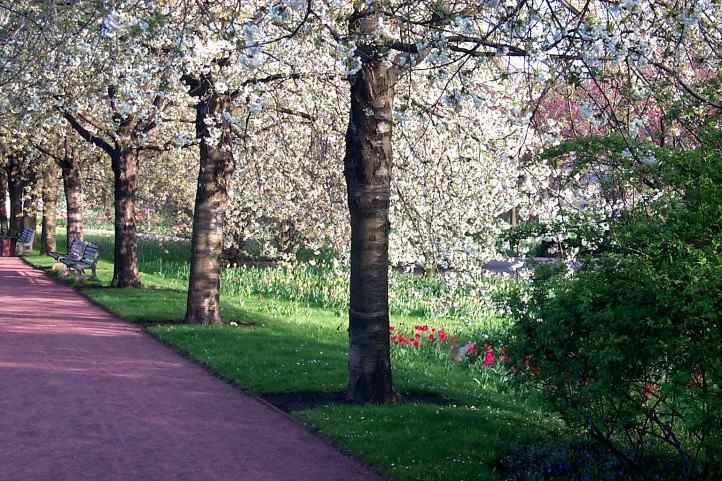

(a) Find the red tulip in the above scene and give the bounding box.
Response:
[483,350,494,366]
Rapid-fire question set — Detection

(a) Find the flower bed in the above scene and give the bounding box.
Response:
[390,323,512,367]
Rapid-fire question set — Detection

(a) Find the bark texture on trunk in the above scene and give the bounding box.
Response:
[6,157,24,236]
[8,185,23,235]
[0,169,8,235]
[184,77,234,324]
[111,148,141,288]
[60,156,84,245]
[41,163,59,255]
[23,185,40,235]
[344,49,396,404]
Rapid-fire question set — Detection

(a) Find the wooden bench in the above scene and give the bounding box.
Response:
[14,228,35,255]
[49,239,86,264]
[62,242,99,280]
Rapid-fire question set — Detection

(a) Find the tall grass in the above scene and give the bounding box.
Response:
[77,230,510,333]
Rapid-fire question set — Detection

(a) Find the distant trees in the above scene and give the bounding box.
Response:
[3,155,24,236]
[1,149,40,237]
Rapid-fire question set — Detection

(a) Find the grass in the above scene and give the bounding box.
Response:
[24,230,565,481]
[298,403,536,481]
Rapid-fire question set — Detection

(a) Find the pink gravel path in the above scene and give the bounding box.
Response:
[0,257,384,481]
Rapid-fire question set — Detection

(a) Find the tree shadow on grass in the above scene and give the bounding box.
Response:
[263,390,453,412]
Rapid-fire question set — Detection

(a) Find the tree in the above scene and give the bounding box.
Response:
[248,0,721,403]
[61,109,148,287]
[58,138,85,245]
[0,169,8,235]
[341,11,399,403]
[54,33,177,287]
[22,172,40,234]
[11,2,178,287]
[4,154,26,235]
[40,161,60,255]
[183,73,235,324]
[33,130,87,246]
[170,7,309,324]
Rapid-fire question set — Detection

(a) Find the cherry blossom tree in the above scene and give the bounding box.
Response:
[243,0,721,402]
[49,5,182,287]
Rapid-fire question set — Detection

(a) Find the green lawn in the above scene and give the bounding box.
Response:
[24,231,565,481]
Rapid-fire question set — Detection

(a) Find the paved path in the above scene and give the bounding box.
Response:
[0,258,383,481]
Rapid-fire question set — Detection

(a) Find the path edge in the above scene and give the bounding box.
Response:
[18,255,391,481]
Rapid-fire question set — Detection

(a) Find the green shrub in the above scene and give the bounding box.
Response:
[500,131,722,480]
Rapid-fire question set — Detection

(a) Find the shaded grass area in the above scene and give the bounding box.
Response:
[24,230,564,481]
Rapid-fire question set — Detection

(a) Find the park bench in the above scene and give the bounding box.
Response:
[48,239,86,264]
[14,228,35,255]
[62,242,99,280]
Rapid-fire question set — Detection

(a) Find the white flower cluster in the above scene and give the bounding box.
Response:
[2,0,719,277]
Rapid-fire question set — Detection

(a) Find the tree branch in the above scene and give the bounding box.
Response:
[59,109,115,156]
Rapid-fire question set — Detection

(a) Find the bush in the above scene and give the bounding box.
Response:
[500,131,722,480]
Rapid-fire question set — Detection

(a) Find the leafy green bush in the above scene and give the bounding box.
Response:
[500,131,722,480]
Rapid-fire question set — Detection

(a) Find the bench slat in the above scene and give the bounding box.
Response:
[62,241,99,279]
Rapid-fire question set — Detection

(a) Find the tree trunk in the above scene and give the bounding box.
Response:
[8,185,23,235]
[23,185,40,235]
[344,57,396,404]
[41,163,59,255]
[0,169,8,235]
[61,159,84,244]
[6,157,24,236]
[111,148,141,288]
[184,78,234,324]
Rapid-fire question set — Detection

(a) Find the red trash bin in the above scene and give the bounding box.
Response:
[0,238,16,256]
